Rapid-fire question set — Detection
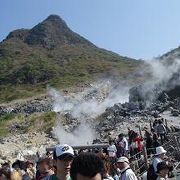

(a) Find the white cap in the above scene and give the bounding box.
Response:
[117,156,129,163]
[155,146,167,155]
[55,144,74,157]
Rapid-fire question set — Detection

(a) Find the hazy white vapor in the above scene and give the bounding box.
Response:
[140,58,180,95]
[48,81,129,145]
[53,122,95,146]
[149,58,180,84]
[49,81,129,119]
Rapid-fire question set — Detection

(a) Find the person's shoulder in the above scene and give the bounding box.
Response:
[49,174,59,180]
[125,168,137,176]
[156,177,165,180]
[153,157,158,164]
[103,176,114,180]
[113,175,119,180]
[153,157,159,161]
[107,145,112,149]
[125,170,138,180]
[154,157,162,162]
[153,158,162,167]
[103,175,114,180]
[126,168,135,173]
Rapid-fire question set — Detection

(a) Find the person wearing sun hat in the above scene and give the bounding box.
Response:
[116,156,137,180]
[45,144,74,180]
[152,146,167,172]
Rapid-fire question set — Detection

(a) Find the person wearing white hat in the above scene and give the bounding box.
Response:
[46,144,74,180]
[116,156,137,180]
[152,146,167,172]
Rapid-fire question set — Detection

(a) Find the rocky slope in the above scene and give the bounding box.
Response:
[0,97,52,116]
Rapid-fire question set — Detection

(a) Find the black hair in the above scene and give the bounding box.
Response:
[158,120,163,124]
[118,133,124,138]
[156,161,170,173]
[70,153,104,180]
[38,158,54,169]
[109,139,114,144]
[46,151,51,156]
[12,161,21,169]
[12,160,26,170]
[1,162,10,167]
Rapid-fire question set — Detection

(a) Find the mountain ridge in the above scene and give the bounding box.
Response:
[0,14,143,103]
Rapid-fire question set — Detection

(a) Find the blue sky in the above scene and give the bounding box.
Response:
[1,0,180,59]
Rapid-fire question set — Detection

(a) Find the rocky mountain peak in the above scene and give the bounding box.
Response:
[44,14,68,26]
[3,15,93,49]
[24,14,93,49]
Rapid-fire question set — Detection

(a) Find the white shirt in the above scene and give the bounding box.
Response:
[120,166,138,180]
[154,125,158,133]
[107,145,117,157]
[117,138,128,150]
[156,176,169,180]
[153,157,163,172]
[123,137,129,151]
[103,175,114,180]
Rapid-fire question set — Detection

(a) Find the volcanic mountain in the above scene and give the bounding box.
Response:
[0,15,142,102]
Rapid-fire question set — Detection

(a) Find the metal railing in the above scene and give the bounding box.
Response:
[129,133,180,179]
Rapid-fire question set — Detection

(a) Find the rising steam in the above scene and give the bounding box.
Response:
[134,58,180,105]
[53,122,95,146]
[48,81,129,145]
[49,81,129,119]
[149,58,180,86]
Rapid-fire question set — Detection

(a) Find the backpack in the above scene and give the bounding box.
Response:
[147,164,158,180]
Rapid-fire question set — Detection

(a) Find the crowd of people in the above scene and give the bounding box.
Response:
[0,144,138,180]
[0,118,176,180]
[107,118,168,160]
